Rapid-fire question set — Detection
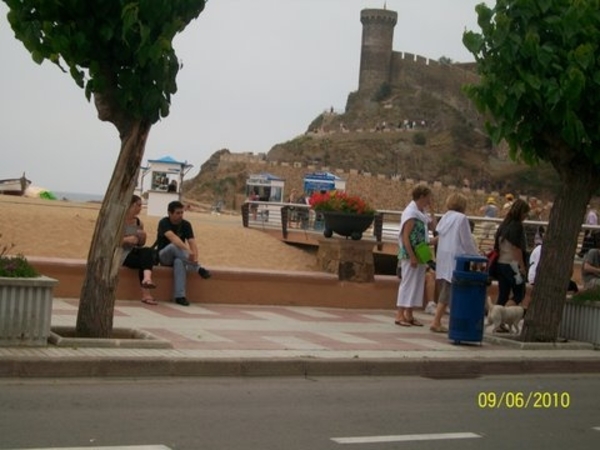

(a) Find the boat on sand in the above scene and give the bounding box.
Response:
[0,173,31,196]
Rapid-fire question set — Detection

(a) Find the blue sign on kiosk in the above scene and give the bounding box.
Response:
[448,254,489,345]
[303,172,345,195]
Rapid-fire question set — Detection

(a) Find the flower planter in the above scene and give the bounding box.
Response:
[559,299,600,348]
[0,276,57,347]
[322,211,375,240]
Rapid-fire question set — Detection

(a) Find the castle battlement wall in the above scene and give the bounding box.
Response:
[358,6,480,108]
[389,50,480,123]
[217,153,517,216]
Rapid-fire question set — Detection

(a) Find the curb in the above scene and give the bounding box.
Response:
[1,356,599,379]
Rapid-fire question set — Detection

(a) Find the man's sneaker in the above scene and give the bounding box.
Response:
[424,301,436,315]
[198,266,212,279]
[174,297,190,306]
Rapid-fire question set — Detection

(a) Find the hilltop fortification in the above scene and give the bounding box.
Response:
[185,7,559,211]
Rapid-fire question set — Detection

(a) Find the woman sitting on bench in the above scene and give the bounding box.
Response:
[121,195,158,305]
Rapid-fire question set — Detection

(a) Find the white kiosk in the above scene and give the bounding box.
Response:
[246,173,285,223]
[146,155,193,217]
[303,171,346,195]
[246,172,285,202]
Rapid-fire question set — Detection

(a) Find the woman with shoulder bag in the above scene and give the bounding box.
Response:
[494,198,530,310]
[395,185,437,327]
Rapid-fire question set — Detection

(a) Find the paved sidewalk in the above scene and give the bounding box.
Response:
[0,298,598,378]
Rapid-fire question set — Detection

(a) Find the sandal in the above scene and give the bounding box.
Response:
[394,320,412,327]
[141,298,158,306]
[430,325,448,333]
[141,281,157,289]
[406,318,424,327]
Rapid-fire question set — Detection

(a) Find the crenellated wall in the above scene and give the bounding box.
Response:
[218,154,522,216]
[390,51,479,117]
[358,6,480,118]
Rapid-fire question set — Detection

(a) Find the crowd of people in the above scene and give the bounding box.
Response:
[119,185,595,322]
[394,185,594,335]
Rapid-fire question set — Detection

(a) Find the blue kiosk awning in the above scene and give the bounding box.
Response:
[303,172,345,193]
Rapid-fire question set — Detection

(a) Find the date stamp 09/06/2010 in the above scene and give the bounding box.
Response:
[477,391,571,409]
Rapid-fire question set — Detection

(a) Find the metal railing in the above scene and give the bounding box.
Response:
[241,202,600,255]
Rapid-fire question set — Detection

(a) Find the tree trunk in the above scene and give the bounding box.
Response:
[521,172,596,341]
[75,119,151,338]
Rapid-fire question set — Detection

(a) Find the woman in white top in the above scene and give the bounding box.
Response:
[395,185,436,327]
[430,193,480,333]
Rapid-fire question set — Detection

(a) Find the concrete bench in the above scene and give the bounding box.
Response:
[28,257,400,309]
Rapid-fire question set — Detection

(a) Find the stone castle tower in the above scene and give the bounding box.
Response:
[358,7,398,93]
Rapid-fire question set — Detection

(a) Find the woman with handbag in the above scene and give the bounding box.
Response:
[494,198,530,309]
[395,185,437,327]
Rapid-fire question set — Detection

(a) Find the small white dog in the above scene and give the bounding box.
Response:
[485,297,525,334]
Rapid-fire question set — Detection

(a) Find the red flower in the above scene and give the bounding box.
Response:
[309,191,375,215]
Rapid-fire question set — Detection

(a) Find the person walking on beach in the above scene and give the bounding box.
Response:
[121,195,158,305]
[156,200,211,306]
[395,185,436,327]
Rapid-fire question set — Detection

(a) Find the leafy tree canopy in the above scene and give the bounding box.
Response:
[463,0,600,172]
[4,0,206,124]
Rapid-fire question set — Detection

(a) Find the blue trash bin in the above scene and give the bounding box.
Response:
[448,255,489,344]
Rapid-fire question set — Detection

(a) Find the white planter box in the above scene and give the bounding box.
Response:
[0,276,58,347]
[559,300,600,348]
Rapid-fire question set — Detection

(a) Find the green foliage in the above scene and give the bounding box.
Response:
[0,235,38,278]
[462,0,600,169]
[412,132,426,146]
[572,286,600,303]
[3,0,207,124]
[308,114,325,132]
[438,56,453,65]
[372,82,392,102]
[450,122,476,147]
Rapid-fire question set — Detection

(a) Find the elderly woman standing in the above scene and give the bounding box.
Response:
[430,193,480,333]
[395,185,436,327]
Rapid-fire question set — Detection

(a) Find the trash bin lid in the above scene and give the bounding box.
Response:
[452,269,489,283]
[454,254,488,273]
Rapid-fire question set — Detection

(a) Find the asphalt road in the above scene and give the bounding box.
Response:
[0,375,598,450]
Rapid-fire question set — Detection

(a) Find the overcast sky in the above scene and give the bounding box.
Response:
[0,0,492,195]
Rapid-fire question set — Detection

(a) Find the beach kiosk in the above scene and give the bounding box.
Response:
[146,155,193,217]
[246,172,285,222]
[246,172,285,202]
[303,171,346,195]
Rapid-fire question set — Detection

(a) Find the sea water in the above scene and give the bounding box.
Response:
[52,191,104,203]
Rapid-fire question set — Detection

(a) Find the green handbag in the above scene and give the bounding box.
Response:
[414,242,432,264]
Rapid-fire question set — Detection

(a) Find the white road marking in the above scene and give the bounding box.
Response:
[593,426,600,431]
[6,446,172,450]
[332,432,481,444]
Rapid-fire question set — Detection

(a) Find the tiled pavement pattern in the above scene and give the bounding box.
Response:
[49,299,477,353]
[1,299,598,379]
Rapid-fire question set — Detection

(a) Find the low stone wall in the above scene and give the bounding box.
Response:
[28,257,399,310]
[317,238,376,283]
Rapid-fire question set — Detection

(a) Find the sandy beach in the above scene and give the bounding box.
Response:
[0,195,319,272]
